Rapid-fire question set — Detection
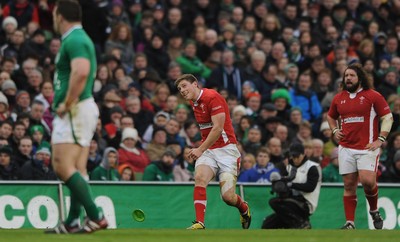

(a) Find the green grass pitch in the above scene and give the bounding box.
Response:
[1,229,399,242]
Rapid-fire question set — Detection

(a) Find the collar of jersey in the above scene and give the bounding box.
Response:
[347,87,363,96]
[193,89,204,106]
[62,25,83,40]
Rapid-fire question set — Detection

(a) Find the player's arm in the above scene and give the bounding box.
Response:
[198,112,225,153]
[327,114,343,141]
[64,58,90,109]
[378,113,393,142]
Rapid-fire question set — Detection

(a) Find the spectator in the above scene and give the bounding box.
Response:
[271,88,291,121]
[176,39,211,80]
[90,147,120,181]
[240,153,256,173]
[13,136,32,167]
[18,145,56,180]
[322,148,342,183]
[183,119,202,148]
[165,117,186,149]
[29,100,50,138]
[150,83,170,113]
[0,91,11,122]
[118,163,135,181]
[1,79,18,109]
[289,71,322,122]
[144,33,171,79]
[1,0,39,29]
[238,147,279,183]
[146,126,168,162]
[292,120,313,145]
[173,145,195,182]
[118,127,150,175]
[242,125,262,157]
[380,150,400,183]
[207,49,245,100]
[143,149,175,181]
[0,145,19,180]
[87,135,102,173]
[310,138,330,168]
[0,16,18,46]
[11,90,31,120]
[124,95,154,137]
[8,120,26,153]
[106,23,134,70]
[0,120,13,140]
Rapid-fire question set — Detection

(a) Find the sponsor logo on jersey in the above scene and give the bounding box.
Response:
[198,122,213,130]
[212,105,222,111]
[343,116,364,123]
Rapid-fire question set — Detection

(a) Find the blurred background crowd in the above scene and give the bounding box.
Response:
[0,0,399,183]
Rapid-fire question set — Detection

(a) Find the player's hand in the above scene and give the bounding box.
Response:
[188,148,203,161]
[56,100,77,117]
[365,140,383,151]
[333,129,344,141]
[56,103,67,117]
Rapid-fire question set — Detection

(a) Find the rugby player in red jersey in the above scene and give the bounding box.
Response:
[175,74,251,229]
[327,63,393,229]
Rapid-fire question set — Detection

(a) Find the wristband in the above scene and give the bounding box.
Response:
[332,128,339,135]
[378,136,386,142]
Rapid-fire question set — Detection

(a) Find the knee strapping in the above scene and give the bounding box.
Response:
[219,172,236,195]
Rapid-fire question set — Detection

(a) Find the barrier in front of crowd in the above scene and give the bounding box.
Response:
[0,181,399,229]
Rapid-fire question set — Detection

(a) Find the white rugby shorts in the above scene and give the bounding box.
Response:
[52,98,99,147]
[338,145,380,175]
[195,144,241,176]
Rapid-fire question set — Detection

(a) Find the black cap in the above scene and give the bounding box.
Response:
[163,149,176,158]
[110,105,124,115]
[264,116,282,124]
[289,143,304,157]
[261,103,277,112]
[0,145,13,156]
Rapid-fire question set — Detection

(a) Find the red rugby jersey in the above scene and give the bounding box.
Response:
[328,89,391,150]
[190,88,237,149]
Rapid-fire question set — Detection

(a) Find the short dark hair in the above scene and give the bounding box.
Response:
[174,74,198,87]
[56,0,82,22]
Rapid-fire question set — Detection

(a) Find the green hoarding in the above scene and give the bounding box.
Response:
[0,182,399,229]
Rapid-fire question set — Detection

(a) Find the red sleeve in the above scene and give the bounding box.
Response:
[2,5,10,17]
[328,94,339,119]
[209,93,226,116]
[373,91,391,117]
[31,6,40,23]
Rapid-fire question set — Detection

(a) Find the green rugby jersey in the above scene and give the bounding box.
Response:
[53,26,96,110]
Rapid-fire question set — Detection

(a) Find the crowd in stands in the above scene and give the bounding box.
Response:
[0,0,400,183]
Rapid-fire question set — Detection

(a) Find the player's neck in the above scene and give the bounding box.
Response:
[192,88,202,102]
[60,21,81,35]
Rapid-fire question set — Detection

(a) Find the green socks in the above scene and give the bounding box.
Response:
[65,193,81,225]
[65,172,101,220]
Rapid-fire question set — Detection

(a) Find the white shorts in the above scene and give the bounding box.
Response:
[195,144,241,177]
[338,145,380,175]
[51,98,99,147]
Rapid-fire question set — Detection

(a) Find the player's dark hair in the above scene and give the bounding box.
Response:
[342,63,373,90]
[174,74,198,87]
[56,0,82,22]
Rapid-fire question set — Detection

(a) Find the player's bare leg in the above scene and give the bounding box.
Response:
[341,172,358,229]
[49,144,107,234]
[219,172,251,229]
[359,170,383,229]
[187,165,214,229]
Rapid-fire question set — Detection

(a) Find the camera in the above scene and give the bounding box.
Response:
[270,166,297,198]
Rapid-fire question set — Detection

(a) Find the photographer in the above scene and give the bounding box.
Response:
[262,143,321,229]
